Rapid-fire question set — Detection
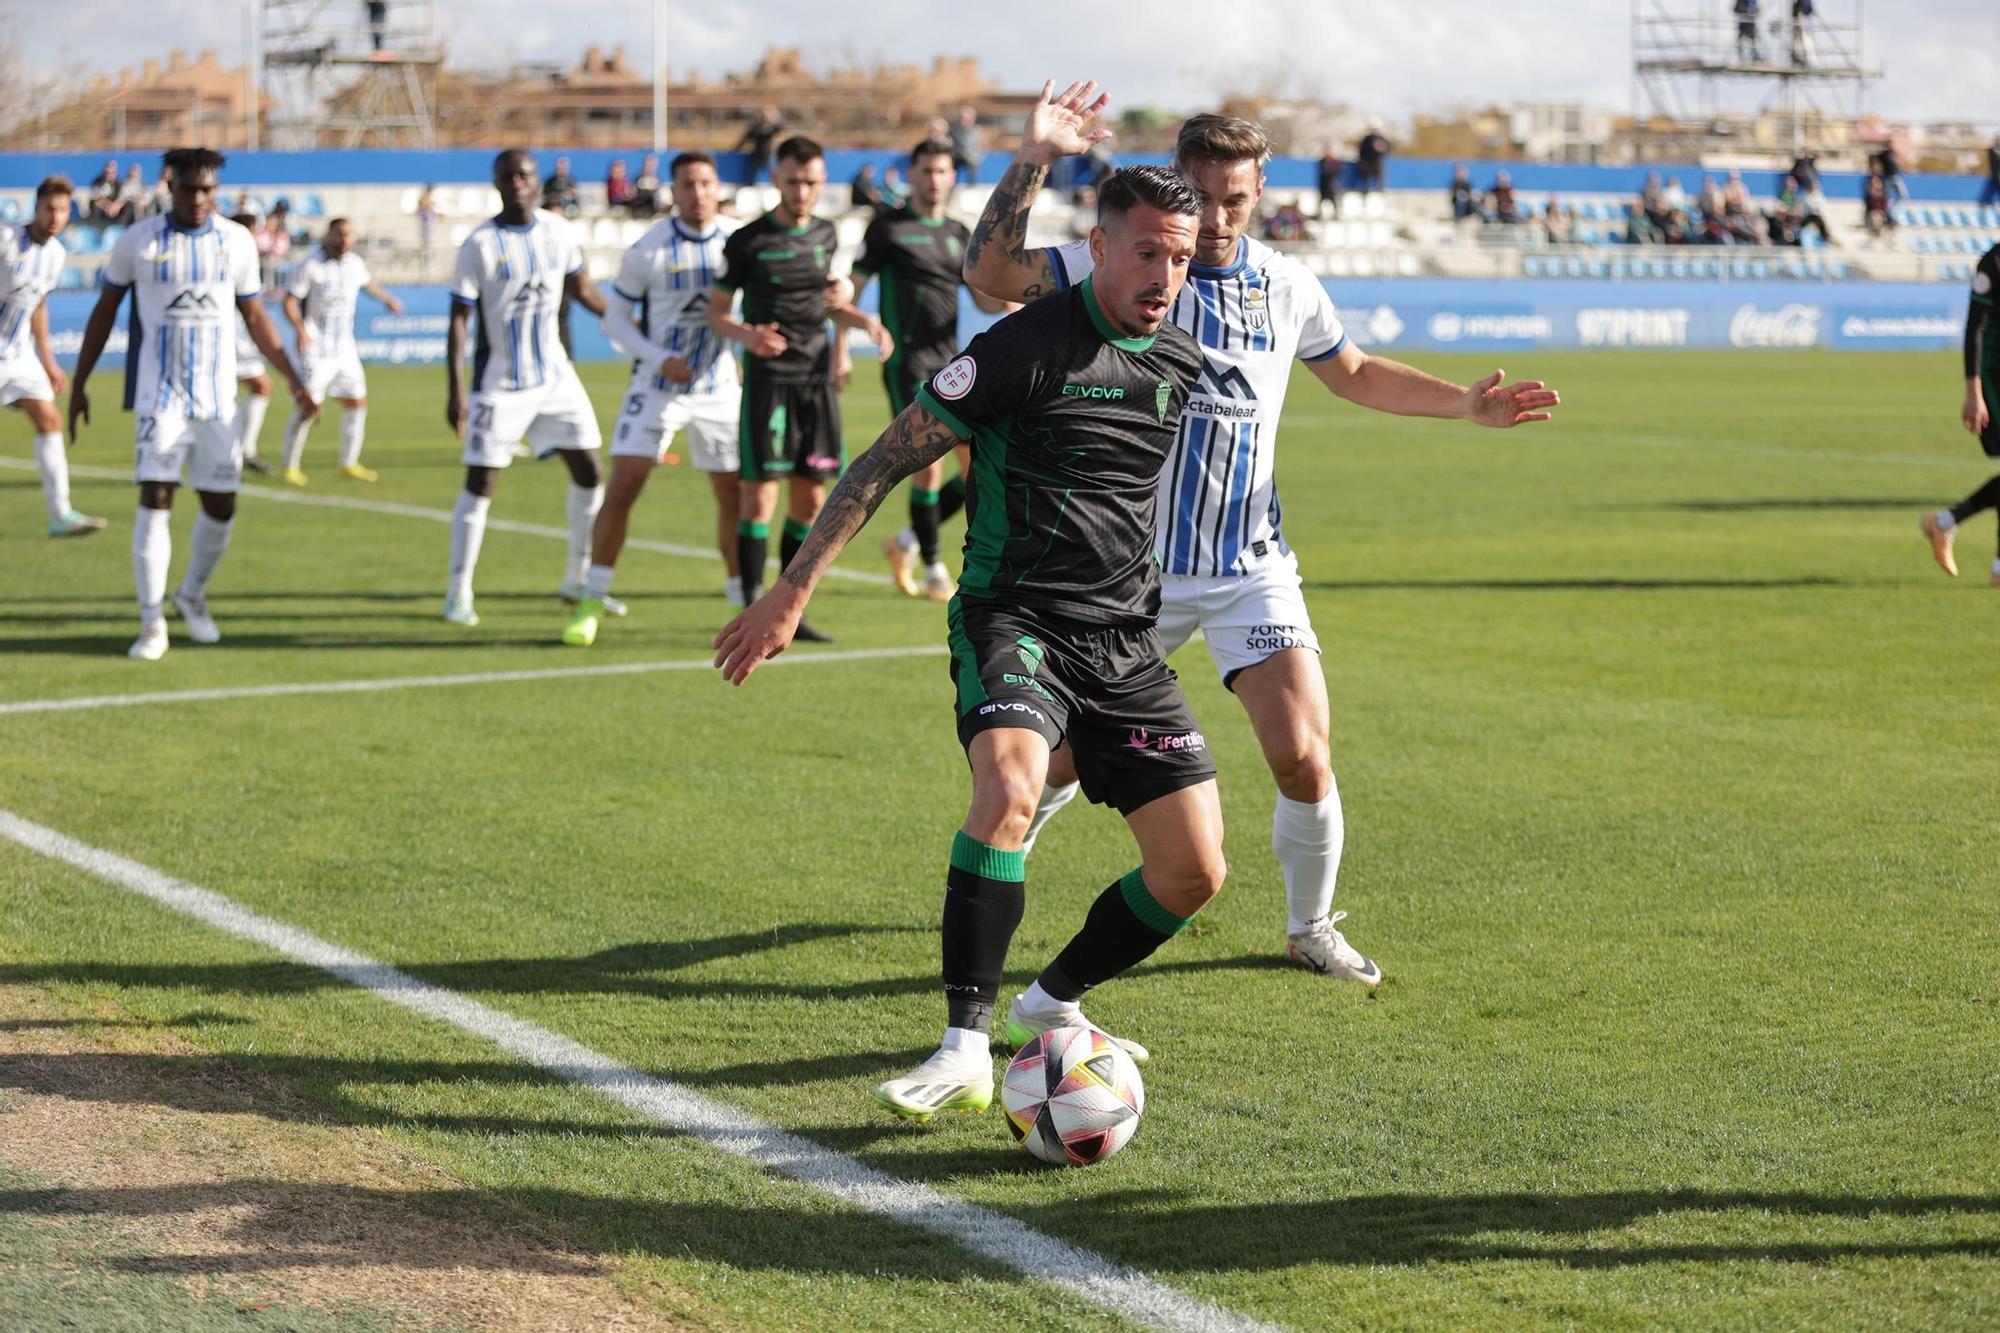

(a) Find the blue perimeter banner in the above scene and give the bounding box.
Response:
[40,277,1966,372]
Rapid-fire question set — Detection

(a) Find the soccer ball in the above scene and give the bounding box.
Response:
[1001,1026,1144,1166]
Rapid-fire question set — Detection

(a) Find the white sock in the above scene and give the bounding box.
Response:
[1991,558,2000,579]
[1935,509,1958,532]
[33,432,68,521]
[924,560,951,583]
[725,579,745,607]
[1273,780,1345,936]
[236,392,269,457]
[338,407,367,467]
[131,506,170,625]
[448,490,491,601]
[938,1026,990,1063]
[1020,781,1081,856]
[566,483,604,587]
[179,513,234,598]
[281,408,313,471]
[896,527,918,552]
[1014,980,1078,1021]
[584,562,615,600]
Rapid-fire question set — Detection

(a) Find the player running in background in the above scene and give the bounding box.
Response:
[967,87,1559,985]
[68,147,314,660]
[564,151,740,648]
[1920,241,2000,585]
[228,208,277,478]
[718,168,1220,1121]
[706,135,891,643]
[441,149,610,628]
[1,176,104,537]
[276,218,404,485]
[851,138,1012,601]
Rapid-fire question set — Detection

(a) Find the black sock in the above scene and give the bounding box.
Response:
[910,486,943,565]
[1948,474,2000,526]
[780,516,812,574]
[937,474,967,524]
[941,833,1026,1033]
[1038,868,1190,1002]
[736,520,768,601]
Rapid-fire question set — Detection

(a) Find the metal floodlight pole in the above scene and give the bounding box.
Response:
[246,0,263,150]
[652,0,667,152]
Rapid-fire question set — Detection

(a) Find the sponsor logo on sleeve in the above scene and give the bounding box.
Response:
[933,355,976,400]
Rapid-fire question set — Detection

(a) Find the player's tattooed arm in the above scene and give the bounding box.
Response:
[964,79,1112,303]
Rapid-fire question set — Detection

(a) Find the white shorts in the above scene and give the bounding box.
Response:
[134,412,243,492]
[462,363,602,468]
[611,381,740,472]
[237,332,265,381]
[0,358,54,406]
[302,351,367,404]
[1156,553,1321,689]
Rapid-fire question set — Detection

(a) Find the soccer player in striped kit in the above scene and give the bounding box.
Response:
[967,89,1559,984]
[564,151,740,647]
[0,175,105,537]
[67,148,315,660]
[276,217,405,485]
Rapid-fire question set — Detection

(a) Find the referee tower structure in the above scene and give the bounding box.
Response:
[254,0,442,149]
[1631,0,1879,157]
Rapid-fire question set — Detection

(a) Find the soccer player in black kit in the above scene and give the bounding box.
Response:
[707,136,890,641]
[851,138,1013,601]
[1920,241,2000,586]
[716,166,1223,1120]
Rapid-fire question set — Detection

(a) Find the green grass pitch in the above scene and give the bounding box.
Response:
[2,350,1997,1329]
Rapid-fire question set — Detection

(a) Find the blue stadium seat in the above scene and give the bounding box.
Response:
[64,229,97,255]
[302,193,326,217]
[1586,258,1608,279]
[1523,256,1543,277]
[99,224,124,250]
[1751,260,1771,280]
[57,266,87,289]
[0,199,19,223]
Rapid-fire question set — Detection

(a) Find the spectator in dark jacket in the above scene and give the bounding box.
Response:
[737,107,784,184]
[1863,166,1894,238]
[1487,171,1521,225]
[1449,163,1479,221]
[1317,147,1343,218]
[1982,135,2000,209]
[606,159,636,212]
[850,163,886,214]
[1356,121,1391,194]
[949,106,984,181]
[542,157,579,217]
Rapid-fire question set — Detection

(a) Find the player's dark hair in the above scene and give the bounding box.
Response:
[326,216,351,231]
[774,136,823,167]
[668,150,716,178]
[1174,114,1271,170]
[34,175,74,201]
[492,148,535,175]
[909,138,955,167]
[161,147,225,179]
[1097,165,1201,224]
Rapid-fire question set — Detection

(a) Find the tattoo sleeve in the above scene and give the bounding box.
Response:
[780,405,963,592]
[965,159,1057,302]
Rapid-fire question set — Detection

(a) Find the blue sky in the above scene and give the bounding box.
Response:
[21,1,1999,127]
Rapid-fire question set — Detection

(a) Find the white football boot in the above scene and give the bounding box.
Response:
[1285,910,1383,986]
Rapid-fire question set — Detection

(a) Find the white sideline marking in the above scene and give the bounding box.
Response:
[0,645,945,718]
[0,456,891,586]
[0,810,1273,1333]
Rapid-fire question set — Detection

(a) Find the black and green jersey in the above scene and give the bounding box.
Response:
[915,278,1204,627]
[717,211,838,383]
[856,206,971,386]
[1967,243,1998,381]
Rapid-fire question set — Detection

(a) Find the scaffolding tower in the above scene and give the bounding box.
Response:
[256,0,443,149]
[1632,0,1879,156]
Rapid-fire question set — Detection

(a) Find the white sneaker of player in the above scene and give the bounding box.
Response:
[1285,910,1382,985]
[170,589,221,644]
[871,1046,994,1121]
[557,583,627,617]
[725,579,746,608]
[128,621,169,661]
[441,593,479,627]
[1004,995,1151,1064]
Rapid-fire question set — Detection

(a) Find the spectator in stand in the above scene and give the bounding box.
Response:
[849,162,886,214]
[1356,120,1391,195]
[1789,0,1814,66]
[1879,142,1908,201]
[949,105,984,182]
[117,164,149,221]
[1448,163,1480,221]
[1982,134,2000,209]
[1317,145,1343,218]
[1734,0,1762,62]
[1796,173,1832,242]
[1698,174,1726,226]
[1486,171,1521,224]
[881,166,908,208]
[542,156,580,217]
[632,154,662,216]
[1790,148,1820,193]
[1697,208,1736,246]
[366,0,389,52]
[416,184,439,270]
[1863,165,1894,238]
[1640,171,1668,229]
[1542,196,1573,244]
[148,169,172,218]
[86,160,122,226]
[606,158,636,213]
[1663,176,1688,217]
[737,106,784,184]
[1262,199,1307,243]
[1626,201,1662,245]
[1068,185,1097,239]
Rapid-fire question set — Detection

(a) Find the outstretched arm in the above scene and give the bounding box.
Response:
[962,79,1111,303]
[66,284,126,442]
[1308,343,1559,427]
[714,404,963,682]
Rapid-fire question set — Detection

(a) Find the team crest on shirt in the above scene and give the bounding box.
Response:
[1155,380,1171,423]
[1244,286,1267,330]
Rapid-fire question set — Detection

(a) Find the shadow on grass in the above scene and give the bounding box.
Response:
[1307,576,1885,592]
[1610,496,1944,514]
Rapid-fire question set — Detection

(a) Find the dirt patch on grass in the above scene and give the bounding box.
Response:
[0,982,704,1330]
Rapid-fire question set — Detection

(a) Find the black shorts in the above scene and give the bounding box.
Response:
[1983,373,2000,459]
[884,356,950,415]
[946,596,1216,816]
[739,373,843,481]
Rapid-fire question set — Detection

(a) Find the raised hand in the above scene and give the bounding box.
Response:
[1468,370,1560,428]
[1020,80,1114,165]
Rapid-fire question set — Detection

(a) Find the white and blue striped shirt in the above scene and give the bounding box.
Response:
[1049,235,1348,578]
[452,210,582,394]
[606,216,738,397]
[104,214,262,421]
[0,224,66,367]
